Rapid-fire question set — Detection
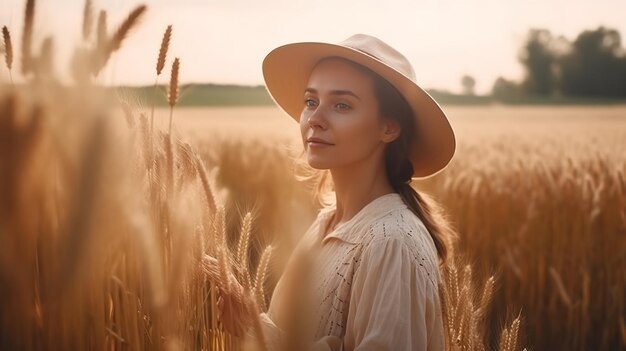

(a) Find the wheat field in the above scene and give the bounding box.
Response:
[2,0,625,350]
[173,104,626,351]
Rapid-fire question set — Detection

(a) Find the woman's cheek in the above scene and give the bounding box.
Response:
[299,117,309,147]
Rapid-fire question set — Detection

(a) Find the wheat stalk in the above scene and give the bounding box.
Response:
[549,266,572,308]
[195,154,217,215]
[91,5,146,77]
[96,10,107,48]
[21,0,35,75]
[34,36,54,82]
[165,133,174,200]
[150,25,173,161]
[82,0,93,41]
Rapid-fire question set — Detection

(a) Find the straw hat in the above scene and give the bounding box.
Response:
[262,34,456,178]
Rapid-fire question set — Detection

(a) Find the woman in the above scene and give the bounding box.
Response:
[218,34,457,351]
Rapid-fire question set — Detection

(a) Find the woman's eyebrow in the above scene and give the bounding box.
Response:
[304,88,361,100]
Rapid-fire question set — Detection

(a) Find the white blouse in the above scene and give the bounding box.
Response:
[256,192,445,351]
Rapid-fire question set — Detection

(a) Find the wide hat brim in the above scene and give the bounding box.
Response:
[262,39,456,179]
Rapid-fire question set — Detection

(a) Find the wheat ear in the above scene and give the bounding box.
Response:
[109,5,147,51]
[150,25,172,151]
[508,317,521,351]
[156,25,172,75]
[253,245,273,311]
[1,26,12,83]
[477,276,495,318]
[167,57,179,135]
[92,5,146,76]
[236,212,253,288]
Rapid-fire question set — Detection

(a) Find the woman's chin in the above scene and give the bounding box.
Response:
[307,158,333,170]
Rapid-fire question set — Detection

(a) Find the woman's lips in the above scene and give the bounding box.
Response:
[307,137,334,147]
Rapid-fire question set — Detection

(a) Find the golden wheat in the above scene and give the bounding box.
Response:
[2,26,12,74]
[82,0,93,41]
[21,0,35,75]
[157,25,172,76]
[0,2,278,349]
[151,25,173,139]
[91,4,146,77]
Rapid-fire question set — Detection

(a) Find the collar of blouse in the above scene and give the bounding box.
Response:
[317,192,408,245]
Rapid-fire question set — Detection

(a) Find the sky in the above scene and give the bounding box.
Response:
[1,0,625,94]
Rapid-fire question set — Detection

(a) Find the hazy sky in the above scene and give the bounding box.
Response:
[1,0,625,93]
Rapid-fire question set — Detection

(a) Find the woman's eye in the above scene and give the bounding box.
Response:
[335,102,350,110]
[304,99,318,108]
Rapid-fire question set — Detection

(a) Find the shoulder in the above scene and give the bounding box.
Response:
[364,206,435,253]
[360,207,440,286]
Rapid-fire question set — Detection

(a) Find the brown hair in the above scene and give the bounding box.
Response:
[298,57,456,263]
[370,67,456,264]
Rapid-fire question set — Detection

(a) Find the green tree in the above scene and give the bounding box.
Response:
[519,29,558,96]
[559,26,626,97]
[461,75,476,96]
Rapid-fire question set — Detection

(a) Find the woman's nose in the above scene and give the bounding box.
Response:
[306,107,328,130]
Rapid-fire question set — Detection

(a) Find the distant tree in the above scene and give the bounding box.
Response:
[492,76,521,101]
[461,75,476,95]
[519,29,559,96]
[559,26,626,97]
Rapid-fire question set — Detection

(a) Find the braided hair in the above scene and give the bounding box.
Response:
[369,62,456,264]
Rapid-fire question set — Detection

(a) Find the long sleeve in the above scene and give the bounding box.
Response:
[343,236,444,351]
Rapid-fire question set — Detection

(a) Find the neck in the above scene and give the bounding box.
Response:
[329,153,395,229]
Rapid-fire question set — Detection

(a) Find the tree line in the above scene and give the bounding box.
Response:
[491,26,626,100]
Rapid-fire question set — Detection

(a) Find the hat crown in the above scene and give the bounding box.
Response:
[339,34,416,82]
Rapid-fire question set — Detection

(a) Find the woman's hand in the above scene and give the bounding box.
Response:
[216,285,256,337]
[203,254,257,337]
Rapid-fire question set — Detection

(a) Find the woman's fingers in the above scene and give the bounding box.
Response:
[205,260,258,337]
[216,287,258,337]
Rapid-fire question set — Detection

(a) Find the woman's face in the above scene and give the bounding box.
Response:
[300,58,398,171]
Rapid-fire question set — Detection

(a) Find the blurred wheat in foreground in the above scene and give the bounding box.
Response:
[0,1,529,350]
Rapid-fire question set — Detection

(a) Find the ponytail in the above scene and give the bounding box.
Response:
[387,157,455,264]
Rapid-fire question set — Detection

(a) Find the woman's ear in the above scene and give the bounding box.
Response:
[380,119,401,143]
